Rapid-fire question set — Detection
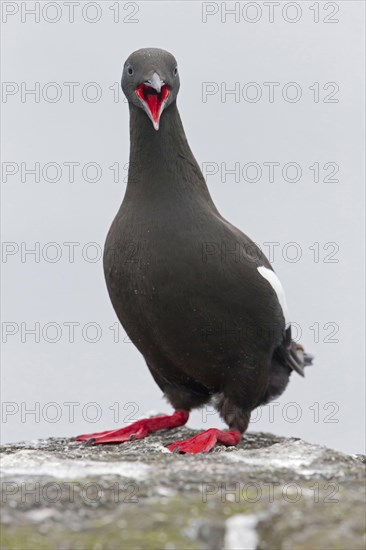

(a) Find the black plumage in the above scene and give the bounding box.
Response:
[77,48,312,452]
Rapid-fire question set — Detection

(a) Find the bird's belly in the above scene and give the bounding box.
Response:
[103,226,281,388]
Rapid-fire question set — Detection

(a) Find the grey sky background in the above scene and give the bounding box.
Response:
[1,1,365,454]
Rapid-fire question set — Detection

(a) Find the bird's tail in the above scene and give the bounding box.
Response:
[280,341,314,377]
[258,340,313,407]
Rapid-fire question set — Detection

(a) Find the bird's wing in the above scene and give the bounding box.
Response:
[215,214,312,376]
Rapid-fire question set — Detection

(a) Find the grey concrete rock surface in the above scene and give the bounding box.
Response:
[1,426,365,550]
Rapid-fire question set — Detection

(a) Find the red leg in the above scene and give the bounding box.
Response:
[167,428,241,454]
[75,410,189,445]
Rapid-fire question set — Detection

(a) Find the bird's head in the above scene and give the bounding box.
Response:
[122,48,180,131]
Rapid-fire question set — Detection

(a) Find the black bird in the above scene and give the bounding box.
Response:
[77,48,312,453]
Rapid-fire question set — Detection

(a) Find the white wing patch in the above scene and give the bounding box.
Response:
[257,266,289,325]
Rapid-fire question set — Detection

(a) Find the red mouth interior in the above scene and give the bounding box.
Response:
[135,84,170,123]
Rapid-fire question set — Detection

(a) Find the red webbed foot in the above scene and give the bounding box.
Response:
[75,410,189,445]
[167,428,241,454]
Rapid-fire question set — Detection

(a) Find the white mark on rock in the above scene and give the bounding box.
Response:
[26,509,56,523]
[224,440,341,477]
[0,450,151,481]
[257,266,289,324]
[224,514,259,550]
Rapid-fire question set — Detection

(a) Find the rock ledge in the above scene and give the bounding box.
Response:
[1,428,365,550]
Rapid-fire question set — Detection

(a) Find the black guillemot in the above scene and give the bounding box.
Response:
[76,48,312,453]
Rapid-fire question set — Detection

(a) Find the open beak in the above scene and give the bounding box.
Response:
[135,72,170,130]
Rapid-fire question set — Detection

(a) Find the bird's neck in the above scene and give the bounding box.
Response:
[124,101,216,208]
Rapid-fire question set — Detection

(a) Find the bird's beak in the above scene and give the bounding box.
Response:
[135,72,170,130]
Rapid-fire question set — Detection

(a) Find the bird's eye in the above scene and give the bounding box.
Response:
[127,66,134,76]
[173,67,178,76]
